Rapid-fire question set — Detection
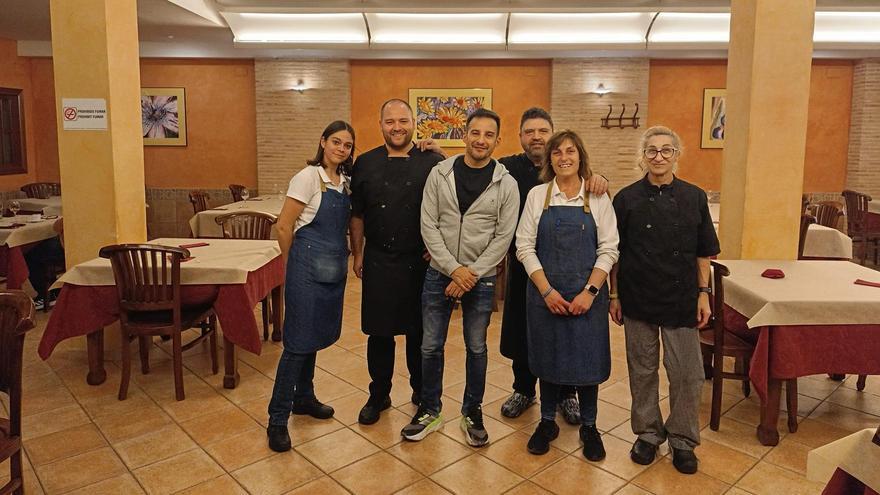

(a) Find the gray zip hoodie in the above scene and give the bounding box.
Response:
[420,154,520,279]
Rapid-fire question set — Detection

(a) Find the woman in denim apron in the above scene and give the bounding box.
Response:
[266,121,355,452]
[515,130,619,461]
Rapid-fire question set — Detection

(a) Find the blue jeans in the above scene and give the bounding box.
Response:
[267,351,317,426]
[420,267,496,415]
[539,380,599,426]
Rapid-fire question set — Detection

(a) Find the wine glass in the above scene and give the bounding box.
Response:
[241,188,250,201]
[9,201,20,218]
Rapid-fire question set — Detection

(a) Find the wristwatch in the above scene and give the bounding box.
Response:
[698,286,712,294]
[585,284,600,296]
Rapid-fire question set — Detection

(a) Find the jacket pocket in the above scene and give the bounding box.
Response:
[309,252,347,284]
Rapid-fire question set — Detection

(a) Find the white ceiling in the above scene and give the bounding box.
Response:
[1,0,879,59]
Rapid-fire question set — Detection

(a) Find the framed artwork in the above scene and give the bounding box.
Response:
[409,88,492,147]
[141,87,187,146]
[701,88,726,149]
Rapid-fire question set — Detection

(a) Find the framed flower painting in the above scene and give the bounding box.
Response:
[409,89,492,147]
[141,87,187,146]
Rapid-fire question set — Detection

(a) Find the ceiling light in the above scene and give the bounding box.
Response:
[814,12,880,43]
[366,13,507,46]
[221,12,369,44]
[509,13,653,45]
[648,13,730,44]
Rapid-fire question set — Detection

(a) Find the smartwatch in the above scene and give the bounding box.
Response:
[585,284,600,296]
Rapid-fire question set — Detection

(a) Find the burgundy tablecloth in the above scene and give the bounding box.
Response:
[38,256,283,359]
[0,245,30,289]
[823,468,880,495]
[724,306,880,402]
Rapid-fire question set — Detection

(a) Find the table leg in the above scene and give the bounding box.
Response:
[271,284,283,342]
[86,329,107,385]
[223,336,240,389]
[757,378,782,446]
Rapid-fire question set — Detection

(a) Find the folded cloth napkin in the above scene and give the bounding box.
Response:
[854,279,880,288]
[761,268,785,279]
[178,242,209,249]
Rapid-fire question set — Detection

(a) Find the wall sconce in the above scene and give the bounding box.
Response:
[592,83,612,97]
[291,79,308,93]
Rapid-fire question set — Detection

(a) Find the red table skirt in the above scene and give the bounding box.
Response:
[823,468,880,495]
[0,245,31,289]
[38,256,283,359]
[724,306,880,402]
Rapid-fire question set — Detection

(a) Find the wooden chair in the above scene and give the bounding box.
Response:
[700,261,798,432]
[20,182,61,199]
[189,191,210,215]
[229,184,247,203]
[99,244,218,401]
[813,201,844,229]
[842,189,880,265]
[215,212,277,340]
[0,290,36,495]
[798,214,816,260]
[801,194,810,216]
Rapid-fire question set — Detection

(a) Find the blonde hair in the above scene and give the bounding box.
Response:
[637,125,683,171]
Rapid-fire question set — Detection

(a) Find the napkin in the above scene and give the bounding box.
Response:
[761,269,785,279]
[210,207,228,211]
[179,242,209,249]
[854,279,880,288]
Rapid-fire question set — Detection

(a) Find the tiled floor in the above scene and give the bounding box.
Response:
[4,272,880,494]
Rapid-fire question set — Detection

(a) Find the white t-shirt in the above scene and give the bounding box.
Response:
[286,165,348,232]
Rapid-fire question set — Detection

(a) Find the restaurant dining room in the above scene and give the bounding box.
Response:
[0,0,878,494]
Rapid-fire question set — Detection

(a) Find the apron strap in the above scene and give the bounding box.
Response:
[319,181,327,193]
[543,180,592,214]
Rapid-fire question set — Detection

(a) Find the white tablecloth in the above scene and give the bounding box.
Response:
[869,200,880,215]
[807,428,880,491]
[0,216,60,248]
[17,196,62,216]
[188,196,284,238]
[54,238,281,287]
[717,259,880,328]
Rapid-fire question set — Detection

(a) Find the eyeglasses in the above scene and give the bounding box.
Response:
[644,147,678,159]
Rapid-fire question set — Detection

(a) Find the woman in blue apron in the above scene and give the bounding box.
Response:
[515,130,619,461]
[267,121,355,452]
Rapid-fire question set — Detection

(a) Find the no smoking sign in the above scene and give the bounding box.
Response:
[63,107,78,121]
[61,98,107,130]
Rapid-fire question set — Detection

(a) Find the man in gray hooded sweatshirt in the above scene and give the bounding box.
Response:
[401,108,519,447]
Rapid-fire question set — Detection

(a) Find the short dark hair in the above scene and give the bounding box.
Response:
[307,120,356,176]
[466,108,501,134]
[380,98,413,118]
[520,107,553,130]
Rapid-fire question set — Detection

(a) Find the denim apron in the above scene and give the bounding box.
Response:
[284,181,351,353]
[526,185,611,385]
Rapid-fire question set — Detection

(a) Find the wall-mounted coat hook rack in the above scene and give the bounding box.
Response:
[600,103,640,129]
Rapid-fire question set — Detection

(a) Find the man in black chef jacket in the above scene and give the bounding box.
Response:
[498,107,608,423]
[350,99,446,425]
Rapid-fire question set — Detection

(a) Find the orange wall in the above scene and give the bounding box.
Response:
[0,38,40,190]
[26,57,257,189]
[649,59,853,192]
[350,60,551,158]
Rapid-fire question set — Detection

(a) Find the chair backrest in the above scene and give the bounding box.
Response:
[0,290,36,437]
[813,201,843,229]
[842,189,872,234]
[20,182,61,199]
[798,214,816,259]
[709,260,731,351]
[99,244,189,320]
[189,191,210,215]
[229,184,246,203]
[801,194,810,216]
[214,212,277,240]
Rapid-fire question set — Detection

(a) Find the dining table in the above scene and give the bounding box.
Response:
[717,259,880,445]
[17,196,63,217]
[807,426,880,495]
[37,238,283,389]
[0,215,62,289]
[189,196,285,238]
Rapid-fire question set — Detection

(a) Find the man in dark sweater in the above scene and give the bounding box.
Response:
[498,107,608,423]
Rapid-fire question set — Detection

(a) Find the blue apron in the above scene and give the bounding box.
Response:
[284,180,351,353]
[526,184,611,385]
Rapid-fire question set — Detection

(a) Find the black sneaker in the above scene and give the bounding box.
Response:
[500,391,536,418]
[32,297,45,311]
[671,447,699,474]
[266,425,291,452]
[630,438,658,465]
[558,394,581,425]
[291,397,334,419]
[460,406,489,447]
[411,391,420,406]
[580,425,606,461]
[401,408,442,441]
[527,419,559,455]
[358,396,391,425]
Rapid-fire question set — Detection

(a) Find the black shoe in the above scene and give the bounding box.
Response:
[630,439,658,465]
[579,425,606,461]
[527,419,559,455]
[411,391,420,406]
[291,397,334,419]
[460,406,489,447]
[358,396,391,425]
[266,425,291,452]
[671,447,699,474]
